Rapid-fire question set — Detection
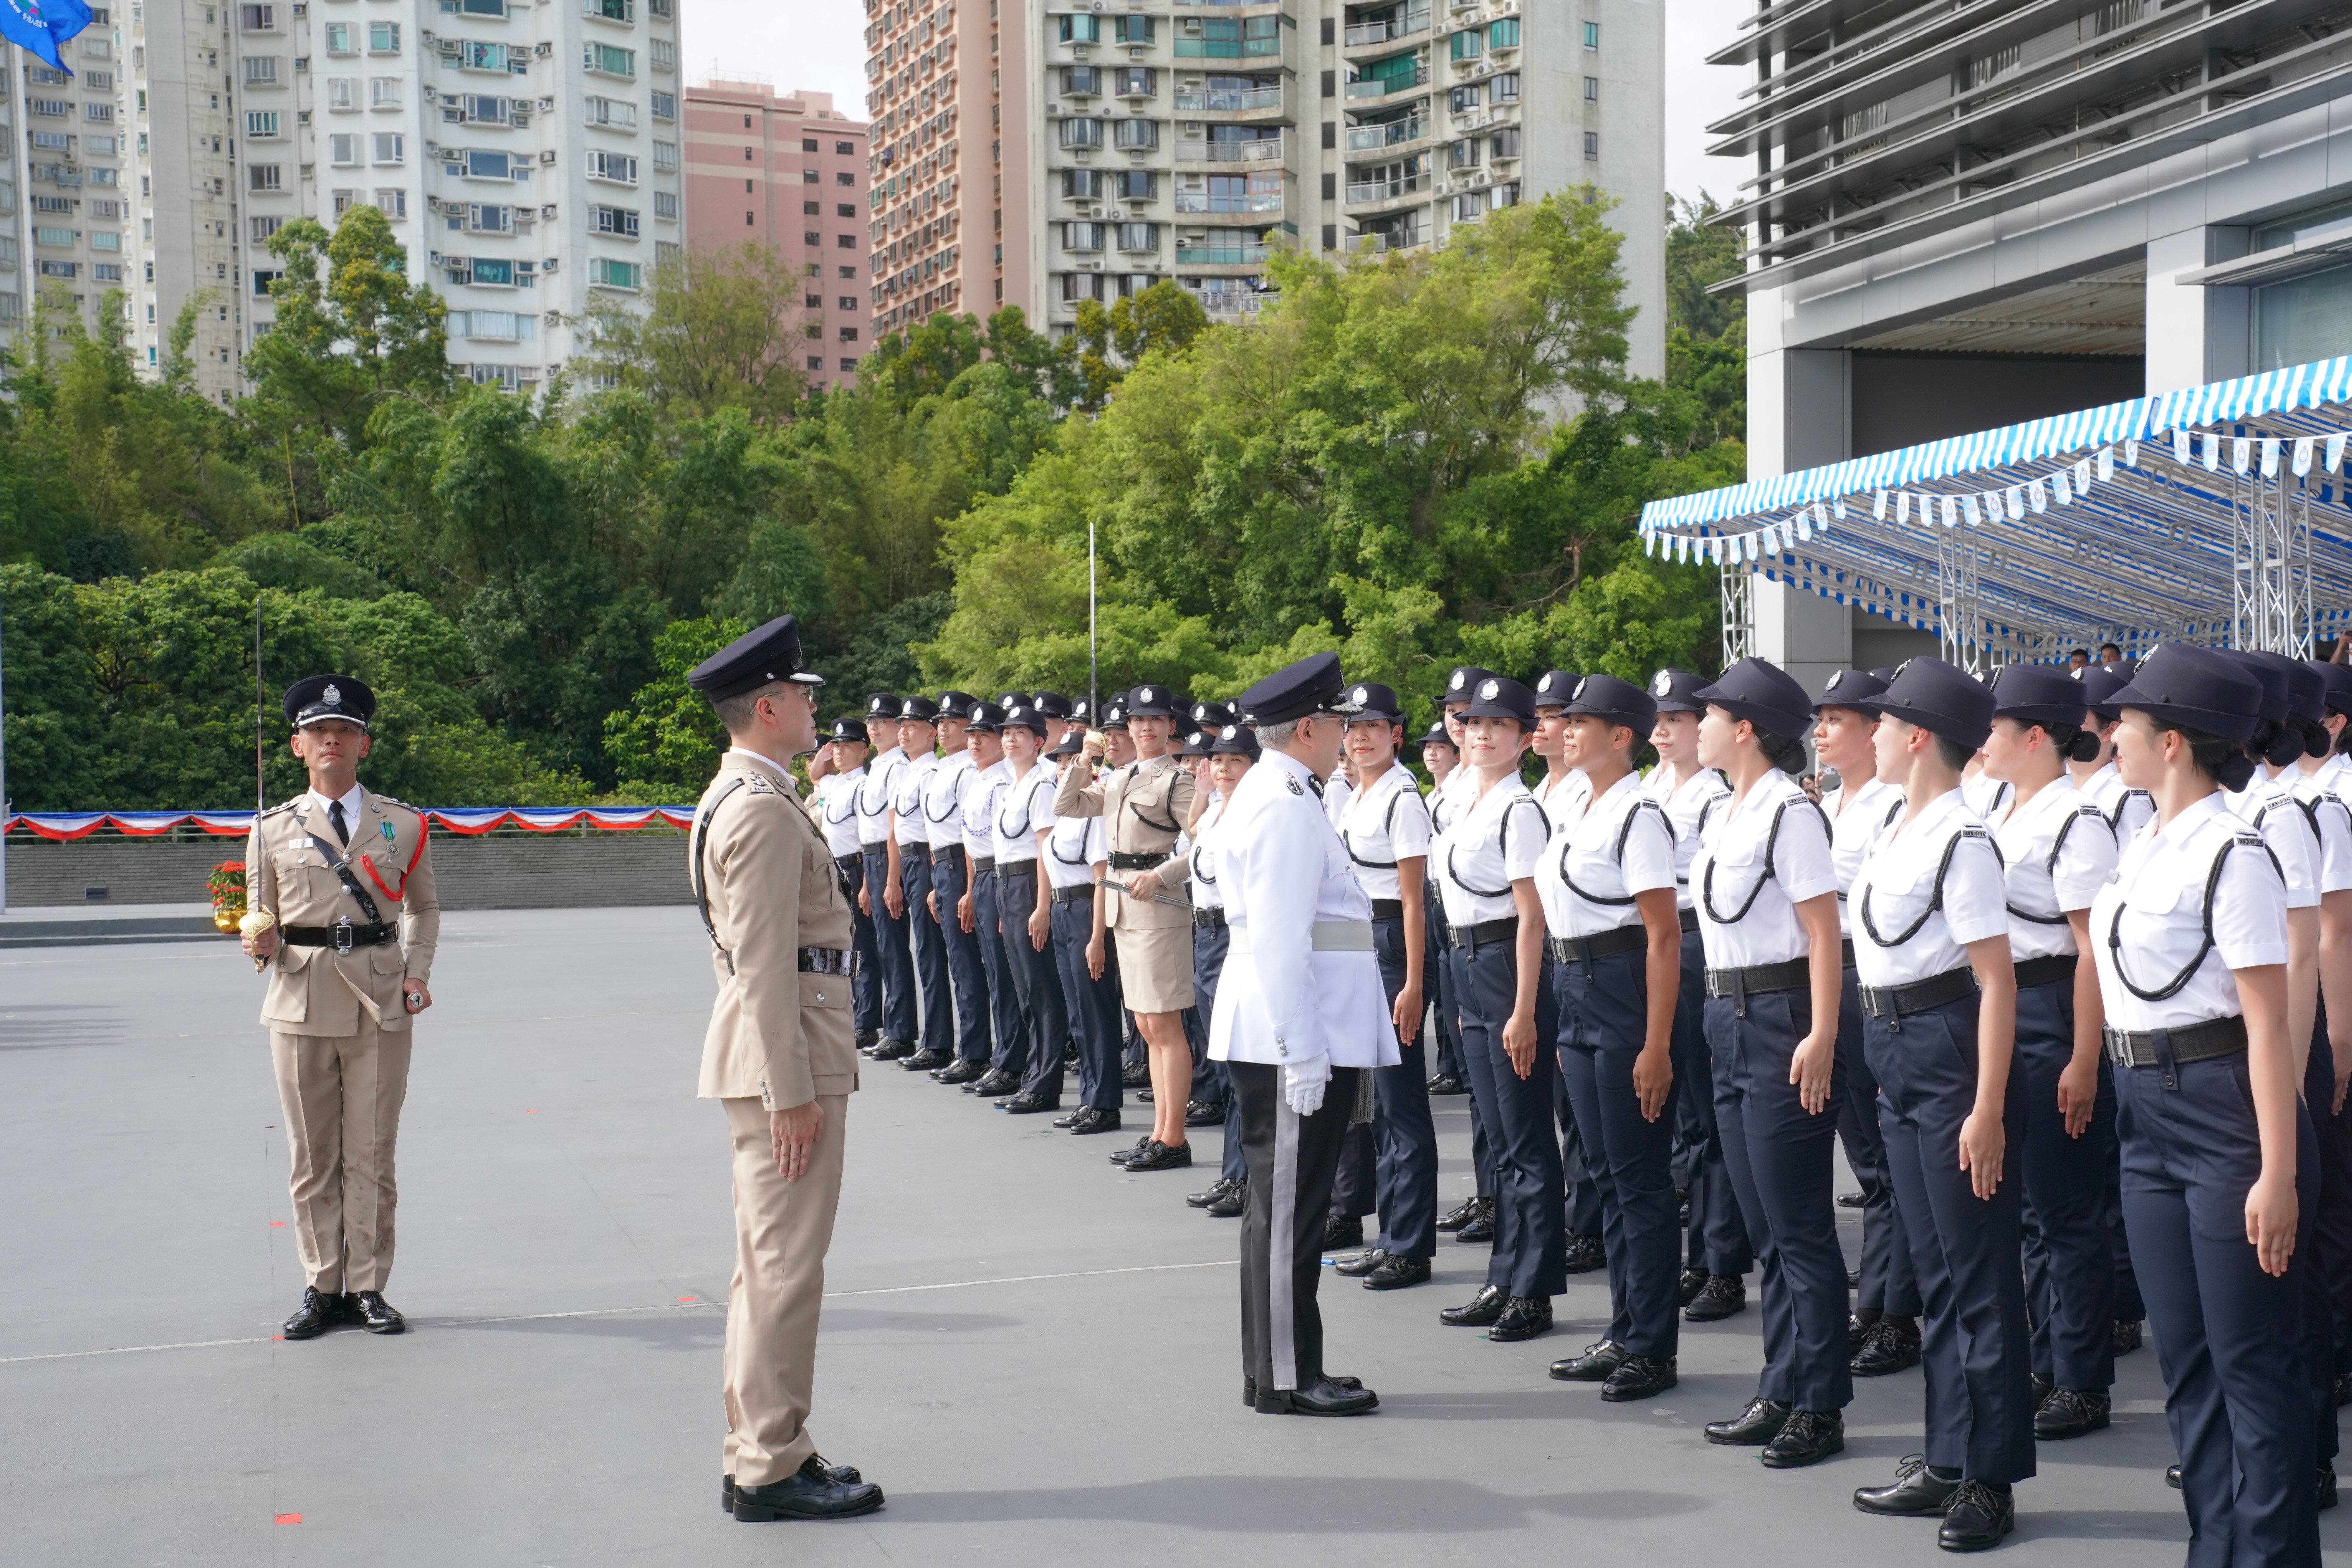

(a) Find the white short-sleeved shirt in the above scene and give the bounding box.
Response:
[2090,791,2290,1031]
[1991,775,2118,960]
[1430,764,1476,835]
[1185,796,1233,911]
[1433,773,1549,926]
[961,759,1007,861]
[892,750,939,846]
[815,767,866,860]
[1644,760,1734,912]
[1322,772,1354,830]
[1691,771,1838,970]
[856,746,906,848]
[1825,773,1905,936]
[2228,773,2322,911]
[2080,762,2155,845]
[1537,768,1677,939]
[1338,762,1435,902]
[1044,792,1107,892]
[1961,772,2012,821]
[921,749,974,854]
[992,764,1056,866]
[1850,789,2008,986]
[2292,768,2352,894]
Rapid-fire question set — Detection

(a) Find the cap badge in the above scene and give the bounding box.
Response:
[1826,671,1844,690]
[1352,686,1368,704]
[1651,672,1672,697]
[1222,725,1239,740]
[1478,679,1500,701]
[323,683,341,705]
[1139,687,1156,702]
[1536,673,1553,692]
[1572,676,1589,699]
[1450,671,1467,690]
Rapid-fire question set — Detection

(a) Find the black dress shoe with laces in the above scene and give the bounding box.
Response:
[1205,1180,1248,1217]
[1937,1480,2014,1552]
[351,1291,405,1334]
[1427,1073,1468,1095]
[1456,1198,1498,1244]
[1065,1106,1121,1135]
[1852,1317,1922,1376]
[1335,1248,1389,1277]
[726,1459,861,1513]
[1488,1295,1553,1341]
[2033,1386,2109,1440]
[965,1068,1020,1096]
[1323,1214,1365,1250]
[1051,1109,1081,1128]
[731,1453,885,1521]
[1363,1254,1431,1290]
[1760,1408,1843,1469]
[1256,1374,1378,1416]
[902,1047,952,1071]
[1184,1098,1227,1128]
[1435,1195,1481,1233]
[1601,1355,1678,1402]
[1848,1309,1881,1350]
[1679,1266,1711,1307]
[1110,1136,1155,1166]
[1244,1371,1366,1406]
[1562,1233,1605,1274]
[1853,1454,1960,1515]
[1440,1285,1507,1326]
[869,1038,916,1063]
[1189,1177,1237,1209]
[282,1286,343,1340]
[1704,1396,1791,1446]
[1685,1274,1746,1321]
[1548,1340,1628,1381]
[997,1089,1060,1114]
[1125,1139,1192,1171]
[1120,1059,1150,1087]
[933,1058,986,1085]
[854,1029,881,1054]
[2112,1318,2143,1355]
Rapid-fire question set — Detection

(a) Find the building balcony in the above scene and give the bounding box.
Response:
[1174,239,1268,265]
[1343,10,1429,52]
[1174,190,1284,214]
[1352,223,1424,254]
[1178,134,1284,164]
[1345,115,1426,152]
[1345,171,1427,207]
[1345,66,1427,101]
[1173,84,1283,116]
[1195,288,1265,314]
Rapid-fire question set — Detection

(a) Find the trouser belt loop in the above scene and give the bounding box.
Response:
[2152,1027,2179,1093]
[1731,965,1747,1020]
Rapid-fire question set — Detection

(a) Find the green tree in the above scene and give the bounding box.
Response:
[578,241,807,423]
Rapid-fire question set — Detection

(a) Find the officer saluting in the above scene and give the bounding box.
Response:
[1211,653,1397,1416]
[684,615,883,1523]
[241,675,437,1340]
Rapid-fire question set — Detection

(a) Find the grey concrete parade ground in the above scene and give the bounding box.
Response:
[2,906,2343,1565]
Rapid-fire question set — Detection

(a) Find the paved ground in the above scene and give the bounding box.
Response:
[2,905,2342,1566]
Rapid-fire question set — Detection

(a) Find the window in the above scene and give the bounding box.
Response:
[240,3,276,29]
[1487,18,1518,49]
[469,257,516,285]
[250,215,284,243]
[836,233,855,248]
[323,22,352,52]
[447,308,534,340]
[1450,28,1482,60]
[1583,76,1597,101]
[1063,168,1103,198]
[1059,117,1101,149]
[584,0,633,17]
[802,137,818,151]
[808,355,823,371]
[32,196,70,214]
[368,21,400,52]
[246,110,280,138]
[1491,127,1522,159]
[1115,67,1155,97]
[837,326,858,341]
[376,189,407,218]
[1450,84,1480,113]
[1063,221,1104,251]
[1449,137,1479,169]
[802,168,818,184]
[583,42,634,77]
[1113,14,1153,43]
[1062,65,1100,96]
[1579,130,1595,160]
[803,200,819,215]
[1451,191,1485,223]
[245,55,279,84]
[30,132,70,152]
[650,91,675,120]
[1115,221,1158,251]
[1491,72,1519,103]
[1582,21,1599,48]
[371,77,401,107]
[33,226,73,247]
[441,0,509,13]
[834,171,852,186]
[253,268,282,296]
[373,133,405,164]
[1057,14,1098,43]
[839,265,856,279]
[330,133,360,164]
[835,203,856,218]
[459,149,520,178]
[652,140,677,173]
[89,230,118,252]
[589,256,641,289]
[461,41,511,71]
[457,93,514,124]
[249,163,284,191]
[836,140,856,156]
[586,150,638,184]
[91,264,120,283]
[453,202,512,231]
[331,188,358,215]
[1112,118,1156,150]
[38,261,77,278]
[654,190,677,218]
[650,38,673,71]
[590,203,639,236]
[84,103,112,123]
[582,95,637,127]
[28,98,67,117]
[327,77,355,109]
[837,296,857,311]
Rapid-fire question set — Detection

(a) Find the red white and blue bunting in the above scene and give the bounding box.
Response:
[1,807,697,841]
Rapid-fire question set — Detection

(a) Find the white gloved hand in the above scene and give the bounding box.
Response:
[1282,1055,1332,1118]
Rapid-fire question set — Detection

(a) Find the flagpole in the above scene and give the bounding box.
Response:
[255,597,265,814]
[1,580,10,915]
[1087,515,1098,716]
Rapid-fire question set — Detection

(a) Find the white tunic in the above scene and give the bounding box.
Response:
[892,749,938,846]
[1690,771,1838,970]
[921,749,974,854]
[1536,769,1677,939]
[1850,789,2008,986]
[2292,769,2352,894]
[992,765,1056,866]
[1824,773,1905,936]
[960,759,1007,860]
[1337,761,1435,902]
[1044,801,1107,893]
[1961,772,2012,821]
[1644,761,1733,913]
[1430,764,1477,835]
[1432,773,1549,927]
[2228,772,2321,911]
[1990,775,2118,960]
[2080,762,2155,845]
[2089,792,2289,1031]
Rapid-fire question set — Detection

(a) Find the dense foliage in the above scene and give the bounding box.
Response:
[2,192,1744,810]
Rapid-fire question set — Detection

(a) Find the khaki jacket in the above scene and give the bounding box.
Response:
[245,789,439,1036]
[692,749,859,1110]
[1053,752,1195,930]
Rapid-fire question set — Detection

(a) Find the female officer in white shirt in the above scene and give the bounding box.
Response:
[1684,658,1848,1471]
[1159,718,1254,1198]
[1844,658,2029,1553]
[1432,666,1501,1240]
[2096,643,2311,1565]
[812,718,881,1048]
[1043,727,1122,1135]
[1536,674,1685,1403]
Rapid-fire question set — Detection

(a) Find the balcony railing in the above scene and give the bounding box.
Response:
[1175,190,1284,213]
[1191,135,1283,162]
[1344,10,1428,46]
[1345,116,1424,151]
[1174,85,1282,112]
[1196,290,1266,314]
[1345,68,1426,98]
[1175,242,1268,263]
[1346,172,1426,203]
[1355,225,1423,253]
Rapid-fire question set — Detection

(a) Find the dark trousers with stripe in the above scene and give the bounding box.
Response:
[860,845,916,1046]
[1869,990,2036,1485]
[930,853,994,1062]
[901,850,950,1052]
[1675,928,1751,1277]
[1191,921,1247,1182]
[995,865,1066,1100]
[840,854,881,1037]
[1841,965,1922,1317]
[1050,892,1122,1111]
[2120,1053,2320,1566]
[1557,946,1681,1359]
[1444,936,1496,1199]
[1457,928,1568,1299]
[1234,1060,1365,1392]
[970,868,1025,1076]
[1341,914,1440,1259]
[1709,986,1852,1413]
[2015,977,2119,1393]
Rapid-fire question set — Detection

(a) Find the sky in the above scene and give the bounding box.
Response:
[684,0,1755,204]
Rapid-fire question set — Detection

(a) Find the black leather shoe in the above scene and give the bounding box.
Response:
[1051,1109,1081,1128]
[732,1453,885,1521]
[1323,1214,1365,1250]
[933,1058,986,1084]
[351,1291,404,1334]
[2034,1386,2109,1440]
[1427,1073,1468,1095]
[1704,1396,1791,1446]
[1205,1180,1247,1218]
[1562,1233,1605,1274]
[854,1029,881,1053]
[1679,1266,1711,1307]
[1184,1098,1226,1128]
[869,1038,915,1063]
[1120,1059,1150,1088]
[1243,1371,1363,1406]
[1936,1480,2014,1552]
[901,1047,952,1071]
[1364,1254,1431,1290]
[2112,1317,2143,1356]
[1457,1198,1497,1245]
[1852,1317,1922,1377]
[1256,1374,1378,1416]
[1685,1275,1746,1321]
[1488,1296,1553,1341]
[1549,1340,1629,1381]
[1436,1195,1481,1233]
[1848,1309,1881,1350]
[1125,1139,1192,1171]
[1601,1355,1679,1402]
[1853,1454,1960,1515]
[1837,1190,1864,1208]
[1137,1087,1154,1104]
[2165,1464,2181,1489]
[1110,1136,1155,1166]
[2322,1463,2339,1511]
[726,1459,861,1513]
[965,1068,1020,1096]
[1440,1285,1507,1326]
[1189,1177,1237,1209]
[282,1286,342,1340]
[1335,1248,1389,1277]
[2029,1373,2052,1409]
[1065,1106,1121,1135]
[1761,1407,1844,1469]
[997,1089,1060,1114]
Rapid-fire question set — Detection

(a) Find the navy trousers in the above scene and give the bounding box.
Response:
[1457,926,1567,1299]
[1557,945,1682,1360]
[1841,965,1923,1317]
[1192,919,1247,1182]
[1429,896,1467,1080]
[1050,892,1122,1111]
[2120,1053,2320,1567]
[840,852,881,1037]
[901,850,950,1053]
[995,866,1067,1099]
[2302,1029,2349,1468]
[1354,913,1440,1259]
[1708,985,1853,1413]
[860,845,916,1046]
[1675,928,1751,1277]
[971,868,1026,1077]
[1868,990,2036,1486]
[930,852,995,1062]
[1445,935,1497,1199]
[2015,976,2119,1393]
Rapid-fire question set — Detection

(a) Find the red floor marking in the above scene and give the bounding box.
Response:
[269,1221,285,1228]
[676,1295,696,1303]
[273,1335,285,1341]
[526,1108,540,1114]
[274,1513,301,1525]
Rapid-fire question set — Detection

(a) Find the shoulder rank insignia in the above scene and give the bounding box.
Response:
[1285,774,1304,796]
[744,772,779,795]
[260,800,297,819]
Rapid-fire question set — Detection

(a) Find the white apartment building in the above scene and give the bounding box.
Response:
[0,12,138,348]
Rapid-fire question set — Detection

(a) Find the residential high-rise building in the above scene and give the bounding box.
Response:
[0,10,137,349]
[682,78,869,392]
[866,0,1663,375]
[120,0,686,403]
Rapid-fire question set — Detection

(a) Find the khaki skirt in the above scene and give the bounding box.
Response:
[1112,922,1196,1013]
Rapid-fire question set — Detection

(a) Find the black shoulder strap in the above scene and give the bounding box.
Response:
[2108,831,2261,1002]
[1559,797,1670,907]
[1858,823,1991,949]
[1701,795,1802,925]
[694,777,750,975]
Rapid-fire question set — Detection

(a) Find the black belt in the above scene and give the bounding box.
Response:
[969,855,994,873]
[1051,883,1093,905]
[1857,965,1976,1021]
[1447,916,1517,950]
[1547,926,1647,969]
[997,860,1038,877]
[834,853,862,874]
[1107,850,1167,870]
[2105,1015,2246,1089]
[2015,953,2078,991]
[1194,906,1228,929]
[1371,899,1404,922]
[1704,957,1811,1017]
[1679,907,1699,933]
[283,922,397,950]
[860,842,888,856]
[1835,937,1855,969]
[931,845,965,866]
[797,946,855,975]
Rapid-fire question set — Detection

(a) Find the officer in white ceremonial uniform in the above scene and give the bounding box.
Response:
[1043,727,1124,1134]
[855,697,916,1059]
[1211,653,1397,1417]
[1430,665,1504,1243]
[1845,658,2033,1551]
[890,697,949,1070]
[810,718,881,1047]
[950,703,1025,1094]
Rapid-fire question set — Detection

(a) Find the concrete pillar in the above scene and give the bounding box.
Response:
[1744,286,1851,694]
[2146,225,2251,395]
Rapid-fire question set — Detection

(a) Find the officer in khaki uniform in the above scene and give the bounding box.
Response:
[239,675,437,1341]
[684,615,885,1524]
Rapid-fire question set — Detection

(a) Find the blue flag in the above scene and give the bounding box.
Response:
[0,0,93,72]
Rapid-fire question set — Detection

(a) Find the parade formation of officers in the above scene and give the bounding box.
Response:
[246,612,2352,1561]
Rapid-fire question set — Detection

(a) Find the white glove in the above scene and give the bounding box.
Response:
[1282,1055,1332,1118]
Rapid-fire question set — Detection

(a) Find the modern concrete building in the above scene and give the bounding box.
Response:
[1709,0,2352,686]
[682,78,869,392]
[0,10,138,351]
[866,0,1664,374]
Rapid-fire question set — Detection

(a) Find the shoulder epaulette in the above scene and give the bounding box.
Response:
[744,772,780,795]
[2235,830,2266,847]
[260,800,298,819]
[372,794,421,818]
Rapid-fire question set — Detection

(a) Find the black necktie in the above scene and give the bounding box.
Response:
[328,801,350,847]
